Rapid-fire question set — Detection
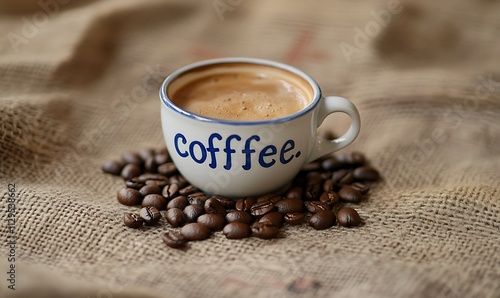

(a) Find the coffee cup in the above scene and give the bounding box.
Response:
[159,57,360,198]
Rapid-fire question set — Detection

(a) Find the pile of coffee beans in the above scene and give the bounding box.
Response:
[102,147,380,249]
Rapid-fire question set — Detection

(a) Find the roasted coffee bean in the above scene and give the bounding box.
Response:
[167,196,189,210]
[162,230,187,249]
[154,149,170,164]
[124,178,145,190]
[250,200,275,217]
[301,162,321,172]
[165,208,186,228]
[139,184,162,197]
[306,171,322,185]
[307,201,329,213]
[138,148,155,161]
[204,198,227,216]
[337,207,362,227]
[305,183,321,201]
[331,169,354,184]
[187,192,209,206]
[223,222,251,239]
[235,197,255,212]
[144,156,158,173]
[251,222,280,239]
[157,162,177,176]
[197,213,226,231]
[137,173,168,182]
[225,210,253,225]
[144,180,169,188]
[211,195,235,209]
[139,206,161,225]
[123,213,144,228]
[117,187,143,206]
[323,179,334,192]
[183,204,205,223]
[169,175,188,188]
[141,194,167,210]
[293,175,306,187]
[349,182,370,194]
[122,151,143,165]
[179,185,198,196]
[338,151,365,167]
[321,157,342,171]
[121,164,142,180]
[319,191,339,207]
[353,166,380,181]
[321,171,332,180]
[259,211,283,227]
[162,184,180,200]
[349,151,366,167]
[309,210,336,230]
[286,186,304,200]
[181,223,211,241]
[275,198,303,214]
[284,213,305,225]
[338,185,362,203]
[101,160,124,176]
[256,194,282,204]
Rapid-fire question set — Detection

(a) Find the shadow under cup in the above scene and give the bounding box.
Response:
[159,58,324,198]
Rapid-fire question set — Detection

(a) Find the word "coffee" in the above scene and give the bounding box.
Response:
[174,132,301,170]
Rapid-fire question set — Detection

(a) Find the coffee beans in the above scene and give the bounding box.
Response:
[353,166,380,181]
[251,222,280,239]
[141,194,167,210]
[235,197,255,212]
[121,163,141,180]
[338,185,362,203]
[181,223,211,241]
[105,147,381,249]
[102,160,124,176]
[250,200,274,217]
[226,211,253,225]
[259,211,283,227]
[140,206,161,225]
[184,205,204,223]
[197,214,226,231]
[165,208,186,228]
[204,198,227,216]
[275,198,303,214]
[223,222,251,239]
[123,213,144,228]
[309,210,336,230]
[162,230,187,248]
[337,207,362,227]
[117,187,142,206]
[284,213,305,225]
[162,184,180,200]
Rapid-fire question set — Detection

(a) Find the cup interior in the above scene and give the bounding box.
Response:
[160,58,321,124]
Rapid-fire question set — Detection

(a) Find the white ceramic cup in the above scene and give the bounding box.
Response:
[159,57,360,198]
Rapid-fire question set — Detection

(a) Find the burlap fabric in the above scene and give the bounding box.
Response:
[1,0,499,297]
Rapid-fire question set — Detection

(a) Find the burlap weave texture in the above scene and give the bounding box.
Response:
[0,0,499,297]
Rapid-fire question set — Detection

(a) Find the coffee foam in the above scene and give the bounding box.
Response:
[167,63,314,121]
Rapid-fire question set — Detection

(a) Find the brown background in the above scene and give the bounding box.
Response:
[1,0,499,297]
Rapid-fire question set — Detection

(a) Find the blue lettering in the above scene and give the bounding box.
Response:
[224,134,241,170]
[242,135,260,170]
[189,141,207,164]
[174,133,188,157]
[259,145,277,168]
[280,139,295,164]
[207,133,222,169]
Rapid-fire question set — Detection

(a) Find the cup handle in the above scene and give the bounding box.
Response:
[305,96,361,163]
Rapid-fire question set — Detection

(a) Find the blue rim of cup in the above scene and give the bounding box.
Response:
[159,57,322,126]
